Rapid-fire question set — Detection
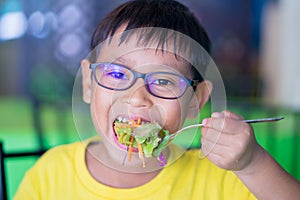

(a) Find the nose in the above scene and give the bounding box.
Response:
[125,79,153,108]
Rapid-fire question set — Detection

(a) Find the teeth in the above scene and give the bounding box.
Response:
[116,116,129,123]
[115,116,150,124]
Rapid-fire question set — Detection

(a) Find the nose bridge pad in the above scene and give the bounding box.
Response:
[132,72,148,92]
[127,73,150,106]
[135,72,147,83]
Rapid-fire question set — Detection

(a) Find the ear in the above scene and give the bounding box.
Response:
[187,80,213,118]
[81,59,92,104]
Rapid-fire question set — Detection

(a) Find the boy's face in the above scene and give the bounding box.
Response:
[81,33,211,153]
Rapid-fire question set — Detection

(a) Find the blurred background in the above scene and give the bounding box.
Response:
[0,0,299,199]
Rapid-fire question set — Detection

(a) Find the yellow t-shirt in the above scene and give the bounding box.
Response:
[14,139,257,200]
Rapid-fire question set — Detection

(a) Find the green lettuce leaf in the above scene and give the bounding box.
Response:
[133,122,161,137]
[153,130,170,157]
[115,121,171,158]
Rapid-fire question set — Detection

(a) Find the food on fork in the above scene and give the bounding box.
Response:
[113,117,171,167]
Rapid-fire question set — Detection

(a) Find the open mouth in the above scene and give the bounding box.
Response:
[112,117,148,152]
[112,116,170,167]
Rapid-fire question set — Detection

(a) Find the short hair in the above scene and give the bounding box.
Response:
[90,0,211,81]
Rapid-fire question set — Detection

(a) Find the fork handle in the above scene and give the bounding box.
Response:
[170,116,284,139]
[243,117,284,123]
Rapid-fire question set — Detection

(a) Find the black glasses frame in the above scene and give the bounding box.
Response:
[89,62,199,99]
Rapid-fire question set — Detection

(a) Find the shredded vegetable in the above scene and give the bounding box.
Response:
[128,136,134,161]
[138,143,145,168]
[114,118,171,167]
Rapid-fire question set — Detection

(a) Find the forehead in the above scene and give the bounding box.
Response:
[105,49,190,75]
[93,28,192,75]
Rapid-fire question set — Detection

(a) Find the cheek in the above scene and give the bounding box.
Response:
[90,88,114,136]
[161,101,187,133]
[168,95,194,130]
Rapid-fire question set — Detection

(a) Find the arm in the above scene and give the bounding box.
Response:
[235,145,300,200]
[201,111,300,200]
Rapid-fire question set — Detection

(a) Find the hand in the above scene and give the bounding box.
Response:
[201,110,261,171]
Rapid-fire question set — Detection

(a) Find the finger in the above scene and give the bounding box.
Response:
[201,127,222,147]
[201,138,233,160]
[201,149,240,171]
[201,136,242,161]
[201,127,235,147]
[203,117,251,136]
[211,111,243,120]
[222,110,244,120]
[211,111,225,118]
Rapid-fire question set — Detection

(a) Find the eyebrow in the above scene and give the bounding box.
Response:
[114,56,131,62]
[113,55,182,69]
[114,57,134,65]
[115,56,194,79]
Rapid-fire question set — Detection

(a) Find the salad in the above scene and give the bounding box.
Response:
[113,118,171,167]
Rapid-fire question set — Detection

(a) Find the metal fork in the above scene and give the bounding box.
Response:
[169,116,284,139]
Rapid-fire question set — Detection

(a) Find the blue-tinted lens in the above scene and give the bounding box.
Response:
[146,72,188,98]
[94,63,135,90]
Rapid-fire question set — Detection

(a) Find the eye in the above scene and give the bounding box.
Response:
[107,71,128,80]
[102,64,130,80]
[152,79,173,86]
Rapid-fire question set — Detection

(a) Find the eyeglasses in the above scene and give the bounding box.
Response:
[89,62,198,99]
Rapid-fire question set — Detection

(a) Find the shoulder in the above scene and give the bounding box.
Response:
[44,141,84,156]
[39,141,83,162]
[14,140,88,199]
[31,139,90,175]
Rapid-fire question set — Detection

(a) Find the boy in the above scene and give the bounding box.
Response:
[15,0,300,199]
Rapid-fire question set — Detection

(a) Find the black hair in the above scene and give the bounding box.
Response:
[90,0,211,81]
